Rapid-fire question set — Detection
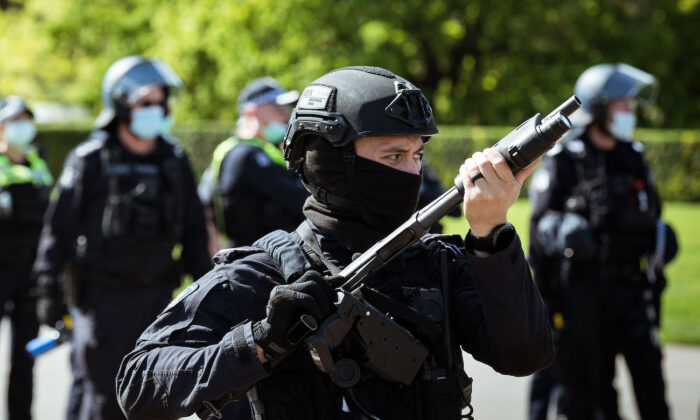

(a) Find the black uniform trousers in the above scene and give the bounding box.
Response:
[528,362,558,420]
[71,278,173,420]
[0,263,39,420]
[554,267,669,420]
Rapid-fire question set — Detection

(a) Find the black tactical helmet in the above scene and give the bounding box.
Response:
[573,63,657,125]
[95,56,182,128]
[283,66,438,171]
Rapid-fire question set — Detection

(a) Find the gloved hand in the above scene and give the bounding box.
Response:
[36,284,67,327]
[253,271,336,363]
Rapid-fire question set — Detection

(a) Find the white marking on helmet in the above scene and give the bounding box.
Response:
[298,86,332,110]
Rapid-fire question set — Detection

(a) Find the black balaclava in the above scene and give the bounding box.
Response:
[302,135,422,252]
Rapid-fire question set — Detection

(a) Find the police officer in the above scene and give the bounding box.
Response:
[33,56,212,420]
[528,63,677,420]
[117,66,554,420]
[200,77,308,249]
[417,162,461,233]
[0,96,52,420]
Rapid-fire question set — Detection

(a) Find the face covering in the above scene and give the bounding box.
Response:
[353,156,422,230]
[608,112,636,140]
[4,120,37,148]
[262,121,287,144]
[302,136,423,233]
[130,106,167,140]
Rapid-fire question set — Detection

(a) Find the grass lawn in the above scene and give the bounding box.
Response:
[442,200,700,345]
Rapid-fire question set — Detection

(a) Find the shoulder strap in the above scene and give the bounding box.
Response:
[212,246,262,265]
[294,220,341,275]
[253,229,318,283]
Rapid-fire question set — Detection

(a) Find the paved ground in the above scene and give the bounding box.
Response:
[1,319,699,419]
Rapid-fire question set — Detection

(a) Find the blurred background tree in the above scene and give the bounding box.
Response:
[1,0,698,127]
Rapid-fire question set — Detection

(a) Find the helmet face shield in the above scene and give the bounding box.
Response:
[573,63,659,126]
[111,59,182,106]
[601,64,658,106]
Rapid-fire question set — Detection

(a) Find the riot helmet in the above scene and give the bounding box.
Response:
[573,63,658,125]
[284,66,438,233]
[95,56,182,128]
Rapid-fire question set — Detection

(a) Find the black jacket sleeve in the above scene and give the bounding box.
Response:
[179,154,213,278]
[32,150,87,287]
[451,233,555,376]
[116,253,279,419]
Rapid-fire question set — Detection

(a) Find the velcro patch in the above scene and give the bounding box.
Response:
[298,85,332,109]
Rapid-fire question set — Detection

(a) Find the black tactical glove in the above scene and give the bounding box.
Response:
[253,271,336,363]
[36,283,67,327]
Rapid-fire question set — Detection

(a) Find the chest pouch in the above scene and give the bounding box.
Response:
[101,147,171,240]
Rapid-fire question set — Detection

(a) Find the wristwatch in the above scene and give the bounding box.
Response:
[466,222,516,254]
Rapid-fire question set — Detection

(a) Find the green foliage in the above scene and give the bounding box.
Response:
[442,200,700,345]
[425,126,700,202]
[2,0,699,127]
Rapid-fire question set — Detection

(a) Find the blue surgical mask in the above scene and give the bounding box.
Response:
[608,112,636,140]
[130,106,166,140]
[261,121,287,144]
[4,120,37,148]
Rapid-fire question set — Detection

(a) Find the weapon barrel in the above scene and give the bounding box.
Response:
[542,95,581,125]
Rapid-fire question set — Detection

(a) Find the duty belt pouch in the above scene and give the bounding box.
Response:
[65,265,85,307]
[419,361,464,419]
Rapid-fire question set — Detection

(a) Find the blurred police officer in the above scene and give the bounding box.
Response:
[199,77,308,250]
[0,96,52,420]
[417,162,461,233]
[117,66,554,420]
[33,56,212,420]
[528,64,677,420]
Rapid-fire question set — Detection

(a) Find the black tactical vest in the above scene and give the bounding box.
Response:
[562,138,659,264]
[201,227,472,420]
[100,143,184,244]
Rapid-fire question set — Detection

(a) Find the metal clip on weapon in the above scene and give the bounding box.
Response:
[300,96,581,387]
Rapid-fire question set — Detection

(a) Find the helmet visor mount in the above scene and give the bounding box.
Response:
[385,81,434,129]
